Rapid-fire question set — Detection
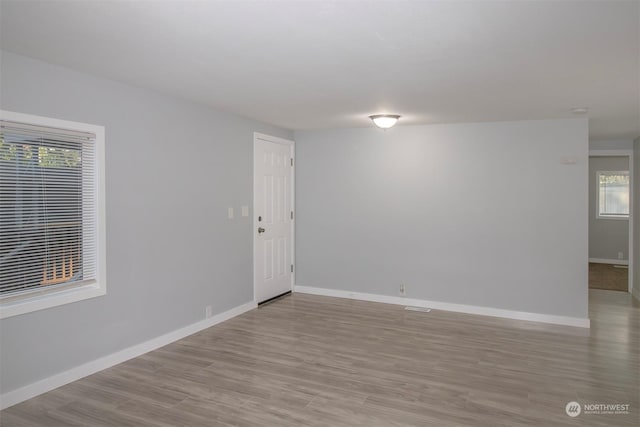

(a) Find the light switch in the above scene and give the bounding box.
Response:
[241,206,249,217]
[228,207,234,219]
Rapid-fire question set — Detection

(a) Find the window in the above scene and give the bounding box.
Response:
[596,171,629,219]
[0,111,105,318]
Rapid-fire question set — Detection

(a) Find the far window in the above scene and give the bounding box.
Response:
[0,111,106,319]
[597,171,629,219]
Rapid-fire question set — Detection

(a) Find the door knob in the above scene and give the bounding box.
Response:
[258,227,265,234]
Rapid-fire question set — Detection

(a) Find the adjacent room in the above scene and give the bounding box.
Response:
[0,1,639,426]
[588,155,631,292]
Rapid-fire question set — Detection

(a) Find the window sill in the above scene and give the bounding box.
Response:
[596,215,629,221]
[0,281,105,319]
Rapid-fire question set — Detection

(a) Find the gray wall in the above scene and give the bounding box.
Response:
[295,119,588,319]
[589,139,635,151]
[634,137,640,300]
[0,51,292,394]
[588,156,629,261]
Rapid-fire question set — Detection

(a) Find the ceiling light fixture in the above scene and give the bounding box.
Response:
[571,107,589,115]
[369,114,401,129]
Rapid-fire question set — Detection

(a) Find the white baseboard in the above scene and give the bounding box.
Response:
[589,258,629,265]
[0,300,257,410]
[294,286,590,329]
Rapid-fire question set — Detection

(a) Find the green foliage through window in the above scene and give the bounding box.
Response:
[0,137,80,168]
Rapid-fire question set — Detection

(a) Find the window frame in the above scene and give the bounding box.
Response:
[0,110,106,319]
[596,170,630,220]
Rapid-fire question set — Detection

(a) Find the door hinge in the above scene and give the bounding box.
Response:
[290,158,293,167]
[291,264,294,273]
[291,211,294,220]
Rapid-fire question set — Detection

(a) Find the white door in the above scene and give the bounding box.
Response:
[253,133,294,303]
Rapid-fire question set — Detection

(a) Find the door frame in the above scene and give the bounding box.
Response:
[253,132,295,303]
[589,149,634,294]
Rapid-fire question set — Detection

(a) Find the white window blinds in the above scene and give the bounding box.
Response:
[597,171,630,218]
[0,120,98,297]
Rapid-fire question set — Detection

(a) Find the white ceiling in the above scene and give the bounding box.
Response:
[1,1,638,140]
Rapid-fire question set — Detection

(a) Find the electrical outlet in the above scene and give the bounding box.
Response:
[618,252,624,260]
[205,305,212,318]
[399,284,406,296]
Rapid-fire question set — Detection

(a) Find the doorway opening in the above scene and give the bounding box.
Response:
[588,150,634,295]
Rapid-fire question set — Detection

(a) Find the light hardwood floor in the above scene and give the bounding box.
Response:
[1,290,638,426]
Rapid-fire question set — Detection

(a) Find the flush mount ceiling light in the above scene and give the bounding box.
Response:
[369,114,401,129]
[571,107,589,115]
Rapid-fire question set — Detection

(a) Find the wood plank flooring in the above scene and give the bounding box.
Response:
[1,290,638,426]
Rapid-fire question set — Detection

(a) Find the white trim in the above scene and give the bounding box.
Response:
[590,149,634,157]
[254,132,295,146]
[595,216,629,221]
[253,132,295,304]
[589,258,629,266]
[0,300,256,410]
[294,286,590,328]
[0,110,107,319]
[0,282,105,319]
[589,150,634,294]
